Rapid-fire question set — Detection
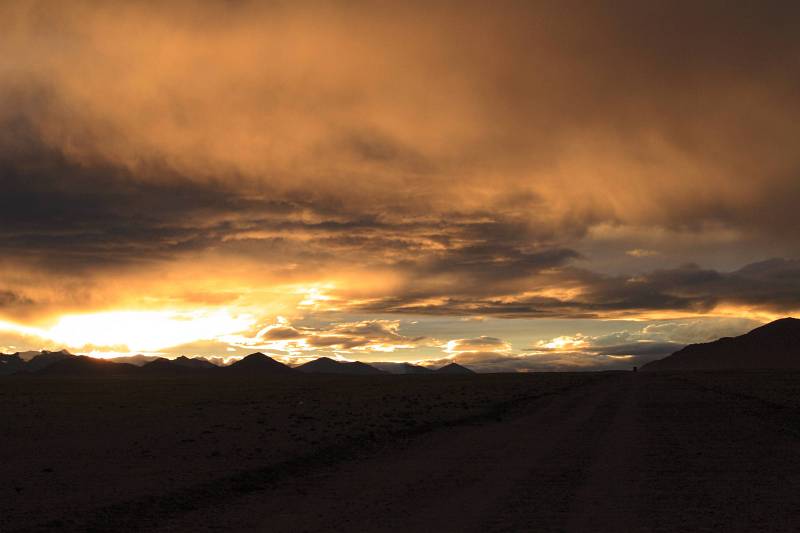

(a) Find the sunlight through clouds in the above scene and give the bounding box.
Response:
[47,310,256,354]
[1,1,800,366]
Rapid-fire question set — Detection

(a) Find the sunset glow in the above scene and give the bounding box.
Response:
[1,1,800,370]
[47,311,256,354]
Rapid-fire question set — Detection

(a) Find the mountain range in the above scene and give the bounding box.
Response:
[0,350,474,377]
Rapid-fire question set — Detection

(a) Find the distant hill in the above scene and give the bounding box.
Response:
[642,317,800,371]
[37,356,139,377]
[435,362,475,375]
[224,352,296,375]
[297,357,384,375]
[370,362,434,374]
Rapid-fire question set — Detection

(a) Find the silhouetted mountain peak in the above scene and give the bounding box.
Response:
[226,352,296,374]
[241,352,270,361]
[435,362,475,375]
[298,356,337,370]
[745,317,800,337]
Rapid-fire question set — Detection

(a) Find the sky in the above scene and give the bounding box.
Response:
[1,1,799,371]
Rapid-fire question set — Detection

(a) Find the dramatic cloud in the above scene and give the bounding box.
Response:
[352,259,800,319]
[1,1,799,363]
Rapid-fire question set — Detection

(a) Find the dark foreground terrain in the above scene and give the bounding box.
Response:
[3,371,800,532]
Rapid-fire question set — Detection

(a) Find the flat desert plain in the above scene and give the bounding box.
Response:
[2,371,800,532]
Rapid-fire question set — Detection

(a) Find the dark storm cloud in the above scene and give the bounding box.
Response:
[4,0,800,236]
[2,0,800,323]
[585,342,684,358]
[419,246,580,283]
[0,111,401,275]
[0,113,582,282]
[356,259,800,318]
[4,122,799,320]
[581,259,800,315]
[0,116,235,270]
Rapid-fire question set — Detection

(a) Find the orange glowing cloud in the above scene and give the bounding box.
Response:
[1,1,800,359]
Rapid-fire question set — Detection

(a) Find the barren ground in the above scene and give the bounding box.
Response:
[3,371,800,532]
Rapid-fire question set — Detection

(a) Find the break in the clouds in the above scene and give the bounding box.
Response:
[1,1,799,367]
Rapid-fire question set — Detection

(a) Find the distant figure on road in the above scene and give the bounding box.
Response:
[633,366,638,372]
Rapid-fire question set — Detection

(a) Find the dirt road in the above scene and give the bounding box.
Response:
[140,373,800,533]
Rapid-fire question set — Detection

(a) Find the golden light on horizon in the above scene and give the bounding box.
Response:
[44,310,256,354]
